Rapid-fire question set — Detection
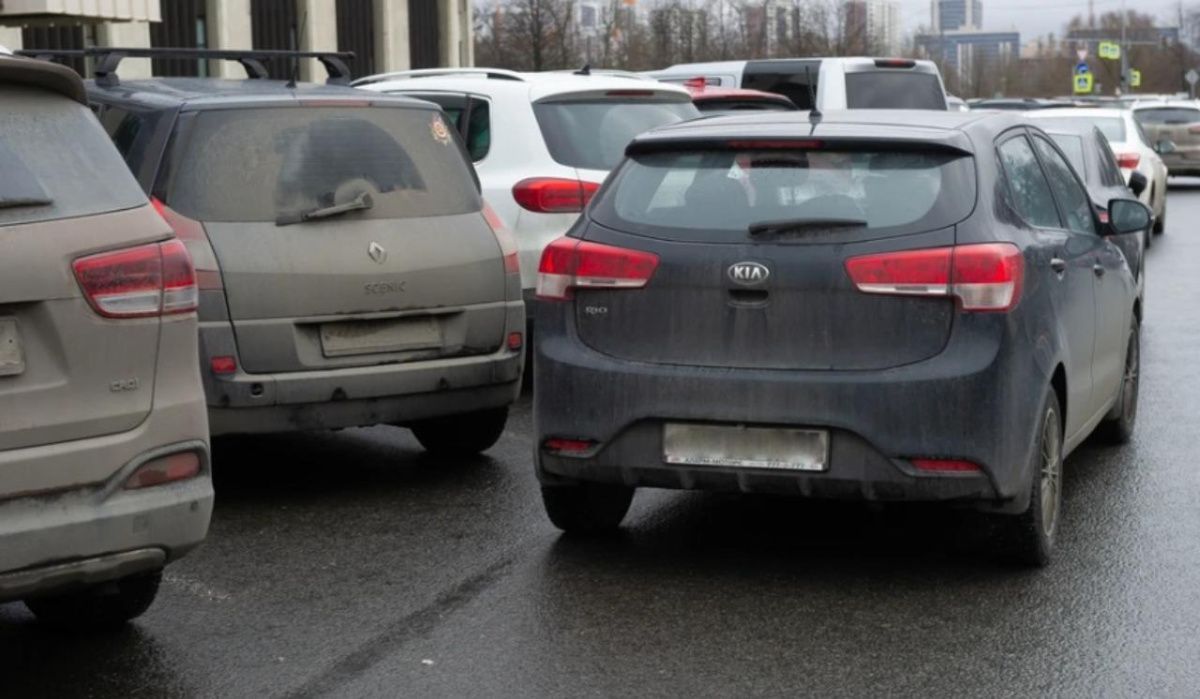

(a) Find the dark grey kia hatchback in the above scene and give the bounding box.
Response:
[533,110,1149,565]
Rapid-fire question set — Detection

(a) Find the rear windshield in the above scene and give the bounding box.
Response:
[1135,107,1200,125]
[1036,116,1126,142]
[0,86,145,227]
[1048,134,1087,176]
[533,100,699,171]
[592,147,976,243]
[162,106,481,223]
[845,72,946,110]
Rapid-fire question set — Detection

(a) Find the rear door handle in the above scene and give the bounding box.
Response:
[1050,258,1067,274]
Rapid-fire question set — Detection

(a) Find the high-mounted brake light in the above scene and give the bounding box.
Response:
[684,77,707,91]
[725,140,823,150]
[874,58,917,68]
[73,239,198,319]
[845,243,1023,312]
[513,178,599,214]
[536,237,659,301]
[1116,152,1141,170]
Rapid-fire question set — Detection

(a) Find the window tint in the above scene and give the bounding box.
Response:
[997,136,1061,229]
[1135,107,1200,124]
[1048,133,1086,178]
[463,98,491,162]
[1033,136,1096,236]
[742,62,819,109]
[1034,116,1126,142]
[533,100,699,171]
[1095,132,1126,187]
[845,72,946,110]
[163,106,481,223]
[0,86,145,227]
[592,148,976,243]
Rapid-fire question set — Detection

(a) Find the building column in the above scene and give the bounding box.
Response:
[0,27,22,52]
[207,0,253,78]
[440,0,473,66]
[97,21,153,78]
[375,0,410,74]
[297,0,338,82]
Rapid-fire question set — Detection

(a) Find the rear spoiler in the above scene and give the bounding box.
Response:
[0,54,87,104]
[626,136,974,158]
[16,47,355,87]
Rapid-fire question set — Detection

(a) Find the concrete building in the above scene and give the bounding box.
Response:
[0,0,473,82]
[916,29,1019,84]
[863,0,901,56]
[931,0,983,33]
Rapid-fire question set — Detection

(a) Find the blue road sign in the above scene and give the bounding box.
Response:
[1075,62,1090,75]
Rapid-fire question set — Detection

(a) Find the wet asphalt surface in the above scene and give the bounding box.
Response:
[5,185,1200,698]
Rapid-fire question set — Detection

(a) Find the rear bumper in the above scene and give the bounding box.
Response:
[0,441,213,603]
[534,310,1045,510]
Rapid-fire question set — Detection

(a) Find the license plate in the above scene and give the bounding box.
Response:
[0,318,24,377]
[320,317,441,357]
[663,423,829,472]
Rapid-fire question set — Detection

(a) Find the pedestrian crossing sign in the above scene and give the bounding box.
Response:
[1130,69,1142,88]
[1074,73,1094,94]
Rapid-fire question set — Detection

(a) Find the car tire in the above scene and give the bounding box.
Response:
[1099,319,1140,444]
[541,484,634,534]
[1153,203,1166,234]
[997,389,1063,567]
[23,570,162,629]
[410,407,508,456]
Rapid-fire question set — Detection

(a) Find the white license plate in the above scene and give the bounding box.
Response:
[0,318,24,377]
[320,317,442,357]
[663,423,829,472]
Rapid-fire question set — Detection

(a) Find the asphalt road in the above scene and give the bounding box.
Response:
[5,185,1200,698]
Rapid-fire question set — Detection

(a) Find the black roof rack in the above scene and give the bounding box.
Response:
[15,47,355,87]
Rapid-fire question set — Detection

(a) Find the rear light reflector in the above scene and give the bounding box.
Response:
[543,438,597,454]
[483,201,520,274]
[73,240,198,318]
[210,356,237,375]
[1116,152,1141,170]
[536,237,660,301]
[911,458,981,473]
[507,332,523,351]
[845,243,1023,312]
[125,451,202,489]
[513,178,599,214]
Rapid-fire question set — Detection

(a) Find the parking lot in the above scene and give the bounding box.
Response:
[3,179,1197,696]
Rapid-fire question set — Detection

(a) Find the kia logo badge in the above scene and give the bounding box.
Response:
[368,241,387,265]
[728,261,770,286]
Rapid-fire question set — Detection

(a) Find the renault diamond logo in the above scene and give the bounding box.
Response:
[368,241,387,265]
[728,261,770,286]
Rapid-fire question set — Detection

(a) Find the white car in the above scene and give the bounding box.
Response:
[1028,108,1169,234]
[353,68,697,297]
[644,57,949,111]
[1132,100,1200,178]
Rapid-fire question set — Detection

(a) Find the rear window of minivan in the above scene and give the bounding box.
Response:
[845,72,946,110]
[0,86,145,227]
[591,147,976,243]
[160,106,481,223]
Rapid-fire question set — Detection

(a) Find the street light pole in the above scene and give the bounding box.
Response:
[1120,0,1127,94]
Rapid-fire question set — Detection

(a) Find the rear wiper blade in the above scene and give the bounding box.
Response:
[748,217,867,237]
[276,191,374,226]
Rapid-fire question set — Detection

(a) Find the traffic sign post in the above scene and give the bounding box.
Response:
[1187,69,1199,99]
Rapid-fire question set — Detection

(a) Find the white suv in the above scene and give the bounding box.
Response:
[353,69,697,297]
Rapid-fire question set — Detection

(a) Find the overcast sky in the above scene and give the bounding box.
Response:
[896,0,1189,40]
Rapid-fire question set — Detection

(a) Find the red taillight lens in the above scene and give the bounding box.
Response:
[513,178,599,214]
[1188,125,1200,135]
[507,332,523,351]
[536,237,660,301]
[73,240,198,319]
[210,356,237,375]
[483,201,520,274]
[153,197,222,291]
[845,243,1023,312]
[1116,152,1141,170]
[125,451,202,489]
[911,458,981,473]
[543,438,597,454]
[874,58,917,68]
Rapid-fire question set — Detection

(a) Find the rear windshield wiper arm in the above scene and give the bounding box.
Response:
[748,217,867,238]
[277,191,374,226]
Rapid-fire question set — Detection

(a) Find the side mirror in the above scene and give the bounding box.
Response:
[1156,139,1177,155]
[1108,198,1152,235]
[1128,170,1148,197]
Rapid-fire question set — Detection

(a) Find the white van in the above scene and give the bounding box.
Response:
[646,57,949,111]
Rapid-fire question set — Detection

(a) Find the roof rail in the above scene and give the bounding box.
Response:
[15,47,355,87]
[351,67,526,87]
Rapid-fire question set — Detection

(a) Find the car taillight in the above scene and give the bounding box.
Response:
[124,451,202,489]
[543,438,597,455]
[513,178,599,214]
[536,237,659,301]
[73,239,198,319]
[210,356,237,375]
[1116,152,1141,169]
[1189,125,1200,134]
[152,197,222,290]
[845,243,1023,312]
[482,201,520,274]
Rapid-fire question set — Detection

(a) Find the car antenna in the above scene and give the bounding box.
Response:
[806,65,821,132]
[286,10,308,89]
[575,63,591,76]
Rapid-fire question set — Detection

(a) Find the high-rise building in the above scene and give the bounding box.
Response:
[932,0,983,32]
[843,0,901,55]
